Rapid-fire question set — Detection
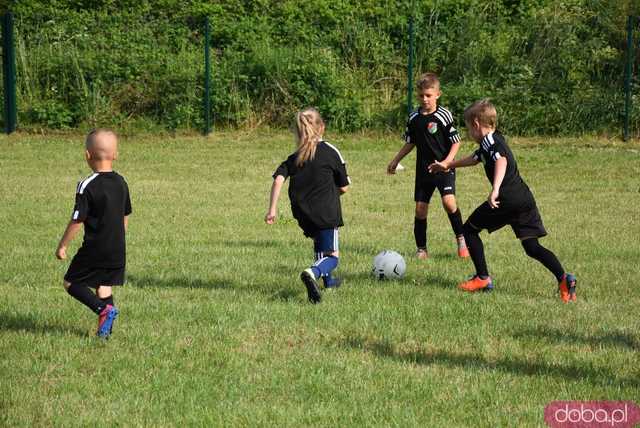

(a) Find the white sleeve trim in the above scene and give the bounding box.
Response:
[324,141,346,164]
[78,173,99,194]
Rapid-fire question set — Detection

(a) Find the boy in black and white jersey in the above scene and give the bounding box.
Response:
[56,129,132,337]
[265,108,350,304]
[429,100,577,302]
[387,73,469,259]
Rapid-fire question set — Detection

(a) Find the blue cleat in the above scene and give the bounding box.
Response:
[97,305,119,338]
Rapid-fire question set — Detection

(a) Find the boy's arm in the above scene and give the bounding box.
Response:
[56,220,83,260]
[428,154,479,173]
[265,175,285,224]
[387,144,414,174]
[441,142,461,167]
[124,215,129,232]
[339,185,349,194]
[488,157,507,209]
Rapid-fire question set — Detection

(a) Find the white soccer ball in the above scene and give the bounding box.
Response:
[372,250,406,280]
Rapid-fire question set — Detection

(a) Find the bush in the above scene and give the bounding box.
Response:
[4,0,638,136]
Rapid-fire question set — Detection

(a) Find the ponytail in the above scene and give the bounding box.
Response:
[295,108,324,167]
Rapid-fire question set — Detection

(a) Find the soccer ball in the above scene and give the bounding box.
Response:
[372,250,406,280]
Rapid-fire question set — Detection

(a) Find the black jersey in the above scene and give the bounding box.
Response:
[472,131,535,209]
[404,105,461,178]
[70,171,132,268]
[273,141,350,236]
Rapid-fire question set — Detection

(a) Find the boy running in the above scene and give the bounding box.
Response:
[429,100,577,302]
[56,129,132,337]
[387,72,468,259]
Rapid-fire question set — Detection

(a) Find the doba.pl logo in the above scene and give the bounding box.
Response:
[545,401,640,427]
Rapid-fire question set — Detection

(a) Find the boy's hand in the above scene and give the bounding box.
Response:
[488,189,500,209]
[428,161,448,174]
[264,211,277,224]
[387,160,399,175]
[56,245,67,260]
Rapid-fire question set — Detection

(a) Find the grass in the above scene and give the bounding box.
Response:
[1,131,639,427]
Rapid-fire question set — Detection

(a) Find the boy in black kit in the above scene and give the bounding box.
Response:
[56,129,132,337]
[429,100,577,302]
[388,73,469,259]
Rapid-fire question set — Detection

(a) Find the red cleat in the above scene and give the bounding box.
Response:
[458,275,493,292]
[558,273,577,303]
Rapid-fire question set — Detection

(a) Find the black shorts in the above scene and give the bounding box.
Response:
[466,200,547,239]
[64,257,125,288]
[414,170,456,203]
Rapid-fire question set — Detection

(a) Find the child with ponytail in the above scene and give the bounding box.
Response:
[265,108,350,304]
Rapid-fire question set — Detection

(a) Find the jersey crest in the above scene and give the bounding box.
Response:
[427,122,438,134]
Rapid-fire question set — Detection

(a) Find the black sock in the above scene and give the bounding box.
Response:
[447,209,464,237]
[521,238,565,282]
[463,226,489,278]
[414,217,427,249]
[100,295,114,307]
[67,283,105,314]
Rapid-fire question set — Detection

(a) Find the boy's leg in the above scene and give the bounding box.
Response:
[441,194,468,257]
[96,285,114,306]
[458,223,493,291]
[96,285,118,335]
[94,284,118,337]
[414,202,428,258]
[462,223,489,279]
[520,238,564,282]
[515,204,576,302]
[64,281,107,314]
[457,202,506,292]
[414,178,435,258]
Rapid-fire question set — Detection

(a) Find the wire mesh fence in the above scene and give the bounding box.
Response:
[1,4,639,138]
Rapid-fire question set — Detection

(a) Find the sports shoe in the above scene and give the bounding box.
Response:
[558,273,577,303]
[97,304,119,338]
[324,277,342,289]
[416,248,428,260]
[300,269,322,304]
[458,275,494,292]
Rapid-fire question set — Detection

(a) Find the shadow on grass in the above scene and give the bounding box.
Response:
[128,273,307,303]
[418,273,457,290]
[0,312,87,337]
[341,335,639,388]
[128,274,234,290]
[513,327,639,351]
[221,239,298,249]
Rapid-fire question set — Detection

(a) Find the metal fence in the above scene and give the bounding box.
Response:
[1,11,638,139]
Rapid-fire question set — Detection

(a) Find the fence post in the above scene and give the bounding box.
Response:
[624,16,634,142]
[2,12,17,134]
[406,13,415,115]
[203,16,212,135]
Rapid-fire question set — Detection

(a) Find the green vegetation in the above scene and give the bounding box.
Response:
[1,132,638,426]
[1,0,638,135]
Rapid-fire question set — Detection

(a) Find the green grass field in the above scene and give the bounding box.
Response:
[1,131,639,427]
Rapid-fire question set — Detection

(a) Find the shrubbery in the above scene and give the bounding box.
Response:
[1,0,638,136]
